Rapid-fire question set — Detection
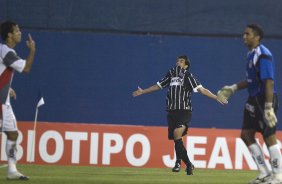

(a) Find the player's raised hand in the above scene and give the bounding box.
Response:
[9,88,17,100]
[26,34,36,51]
[132,86,144,97]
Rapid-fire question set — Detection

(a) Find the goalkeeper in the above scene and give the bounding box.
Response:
[217,24,281,184]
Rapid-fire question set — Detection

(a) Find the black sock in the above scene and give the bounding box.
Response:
[182,147,191,166]
[174,139,184,163]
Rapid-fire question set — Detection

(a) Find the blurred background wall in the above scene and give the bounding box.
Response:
[0,0,281,129]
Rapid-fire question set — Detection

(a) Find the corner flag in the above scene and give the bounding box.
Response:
[28,90,45,162]
[36,91,45,108]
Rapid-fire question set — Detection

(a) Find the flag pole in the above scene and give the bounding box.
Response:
[29,107,39,162]
[28,91,44,162]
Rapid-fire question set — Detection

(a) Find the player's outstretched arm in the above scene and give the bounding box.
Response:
[23,34,36,73]
[197,86,228,105]
[132,85,161,97]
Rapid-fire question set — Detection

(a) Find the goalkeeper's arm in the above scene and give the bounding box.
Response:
[228,80,249,92]
[264,79,274,104]
[235,80,248,90]
[264,79,277,127]
[217,80,248,101]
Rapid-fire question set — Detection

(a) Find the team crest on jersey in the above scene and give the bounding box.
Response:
[179,69,185,78]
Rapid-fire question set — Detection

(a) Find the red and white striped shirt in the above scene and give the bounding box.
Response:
[0,43,26,104]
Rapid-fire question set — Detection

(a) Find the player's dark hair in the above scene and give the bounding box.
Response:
[0,21,17,41]
[247,24,264,41]
[178,55,191,69]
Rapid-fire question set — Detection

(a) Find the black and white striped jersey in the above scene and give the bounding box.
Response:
[157,66,202,111]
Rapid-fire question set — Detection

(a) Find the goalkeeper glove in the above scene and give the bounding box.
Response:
[217,84,238,101]
[264,102,277,128]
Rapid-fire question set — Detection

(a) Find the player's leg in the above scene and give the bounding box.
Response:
[241,98,271,184]
[181,141,192,167]
[172,126,186,172]
[241,129,271,184]
[173,126,194,174]
[173,110,194,175]
[167,111,181,172]
[5,131,19,175]
[2,104,29,180]
[263,95,282,183]
[264,135,282,183]
[182,146,194,175]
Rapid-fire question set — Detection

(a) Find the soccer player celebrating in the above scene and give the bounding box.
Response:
[217,24,282,184]
[0,21,36,180]
[133,55,226,175]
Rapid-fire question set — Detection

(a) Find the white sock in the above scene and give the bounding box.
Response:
[6,140,18,173]
[269,144,282,180]
[249,143,270,176]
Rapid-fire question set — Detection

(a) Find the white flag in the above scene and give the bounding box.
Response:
[36,90,45,108]
[37,97,45,108]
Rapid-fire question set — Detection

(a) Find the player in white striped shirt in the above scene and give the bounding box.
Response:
[0,21,36,180]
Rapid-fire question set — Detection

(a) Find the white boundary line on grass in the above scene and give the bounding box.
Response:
[0,164,8,169]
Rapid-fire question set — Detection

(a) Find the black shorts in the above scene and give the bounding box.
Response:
[242,94,278,137]
[167,110,192,140]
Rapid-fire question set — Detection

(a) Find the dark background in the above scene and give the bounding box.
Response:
[0,0,281,129]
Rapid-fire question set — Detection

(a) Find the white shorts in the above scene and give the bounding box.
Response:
[0,104,17,132]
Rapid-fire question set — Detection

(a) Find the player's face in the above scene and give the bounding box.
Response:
[9,25,22,43]
[243,27,259,49]
[176,58,186,68]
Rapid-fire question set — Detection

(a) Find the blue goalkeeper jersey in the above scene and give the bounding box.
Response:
[246,44,276,97]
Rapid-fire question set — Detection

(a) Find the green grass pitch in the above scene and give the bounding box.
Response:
[0,164,258,184]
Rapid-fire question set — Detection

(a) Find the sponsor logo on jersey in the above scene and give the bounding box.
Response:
[245,103,255,113]
[170,77,183,86]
